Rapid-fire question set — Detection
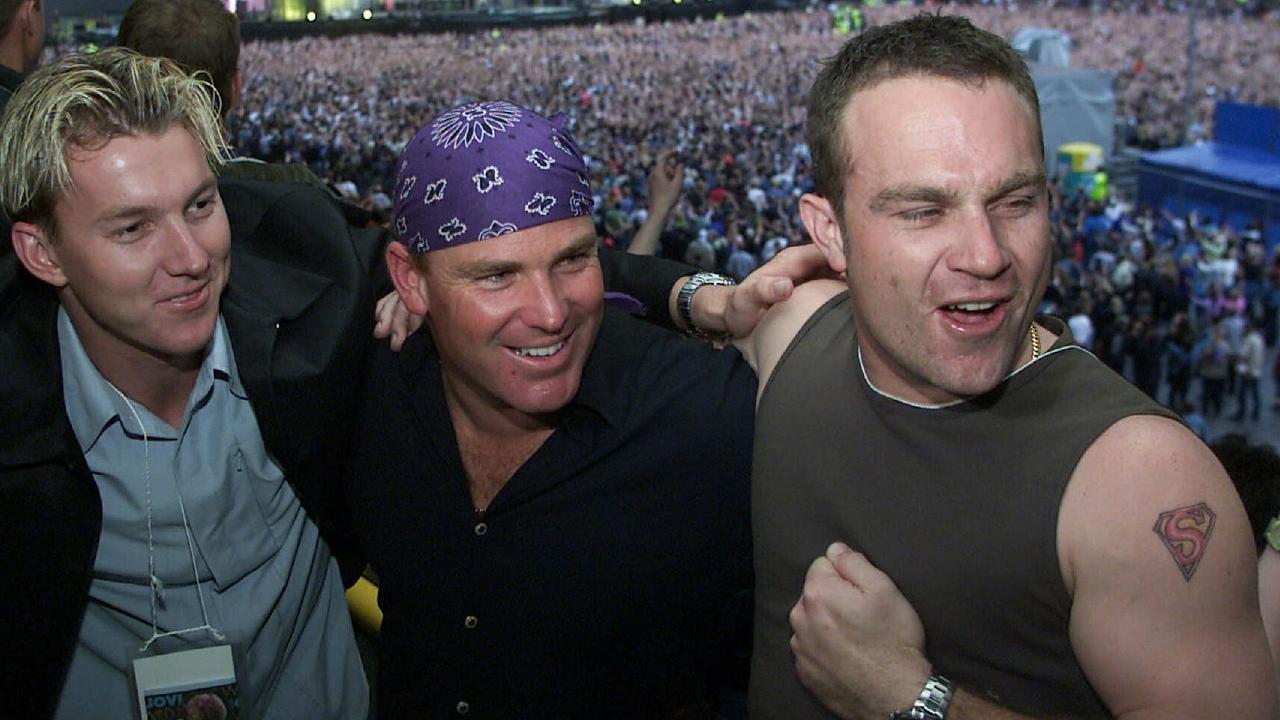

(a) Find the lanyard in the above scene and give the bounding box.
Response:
[108,384,226,651]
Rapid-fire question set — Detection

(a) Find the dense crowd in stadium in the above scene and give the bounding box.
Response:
[218,4,1280,431]
[227,4,1280,204]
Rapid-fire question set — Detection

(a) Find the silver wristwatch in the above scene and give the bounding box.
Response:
[676,271,735,340]
[890,675,954,720]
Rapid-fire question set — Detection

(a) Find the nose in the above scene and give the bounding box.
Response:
[520,273,568,333]
[948,210,1011,280]
[161,218,211,277]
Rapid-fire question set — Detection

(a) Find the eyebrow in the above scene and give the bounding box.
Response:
[455,231,598,279]
[868,169,1047,214]
[987,169,1046,201]
[94,175,218,226]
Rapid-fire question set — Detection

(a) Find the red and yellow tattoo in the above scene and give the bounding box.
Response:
[1153,502,1216,581]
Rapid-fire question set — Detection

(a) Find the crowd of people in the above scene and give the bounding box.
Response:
[223,4,1280,211]
[218,6,1280,382]
[1041,186,1279,436]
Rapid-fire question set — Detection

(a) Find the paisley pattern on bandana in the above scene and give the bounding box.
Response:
[525,193,556,216]
[439,218,467,243]
[393,100,596,252]
[473,166,504,194]
[423,179,447,205]
[431,101,522,149]
[399,175,417,199]
[526,148,554,170]
[408,232,429,254]
[570,191,593,217]
[478,220,519,240]
[551,133,574,157]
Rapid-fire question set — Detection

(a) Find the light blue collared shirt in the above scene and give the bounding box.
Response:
[54,308,366,720]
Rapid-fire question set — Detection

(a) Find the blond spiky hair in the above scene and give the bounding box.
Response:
[0,47,228,236]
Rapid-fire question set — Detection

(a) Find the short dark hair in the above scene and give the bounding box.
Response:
[806,13,1042,219]
[0,0,26,38]
[117,0,240,120]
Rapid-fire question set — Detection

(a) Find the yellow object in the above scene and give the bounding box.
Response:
[1056,142,1104,195]
[346,577,382,636]
[1089,171,1109,202]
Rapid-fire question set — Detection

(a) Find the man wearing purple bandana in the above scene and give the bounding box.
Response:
[346,101,760,717]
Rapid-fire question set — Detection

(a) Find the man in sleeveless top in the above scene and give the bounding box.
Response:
[736,15,1274,719]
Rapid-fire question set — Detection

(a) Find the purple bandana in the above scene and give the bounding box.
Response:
[392,100,596,253]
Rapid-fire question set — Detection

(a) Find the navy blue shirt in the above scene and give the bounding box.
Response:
[347,308,756,719]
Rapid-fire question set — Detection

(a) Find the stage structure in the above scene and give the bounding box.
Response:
[1139,102,1280,249]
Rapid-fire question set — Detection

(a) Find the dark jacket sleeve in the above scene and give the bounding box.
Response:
[598,246,694,330]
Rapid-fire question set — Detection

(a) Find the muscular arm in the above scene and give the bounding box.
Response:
[1061,415,1276,718]
[793,414,1275,720]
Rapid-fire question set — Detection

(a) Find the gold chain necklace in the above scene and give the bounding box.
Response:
[1028,323,1041,360]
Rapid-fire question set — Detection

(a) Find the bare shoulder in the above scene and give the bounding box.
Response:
[1059,414,1274,717]
[734,278,845,403]
[1060,413,1248,590]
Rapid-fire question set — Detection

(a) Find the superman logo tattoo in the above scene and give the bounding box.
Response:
[1153,502,1216,581]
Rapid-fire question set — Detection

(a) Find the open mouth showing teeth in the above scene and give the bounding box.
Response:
[514,341,564,358]
[946,302,998,313]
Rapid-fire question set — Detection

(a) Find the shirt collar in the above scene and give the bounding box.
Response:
[0,63,23,95]
[58,308,237,450]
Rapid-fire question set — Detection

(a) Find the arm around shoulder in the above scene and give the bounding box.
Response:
[1060,414,1276,719]
[733,277,844,403]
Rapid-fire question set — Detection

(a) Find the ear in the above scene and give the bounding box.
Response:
[12,221,67,288]
[16,0,33,30]
[797,192,848,275]
[228,67,243,116]
[385,242,430,317]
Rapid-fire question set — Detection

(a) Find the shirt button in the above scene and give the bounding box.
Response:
[474,522,487,536]
[464,615,478,629]
[456,700,470,715]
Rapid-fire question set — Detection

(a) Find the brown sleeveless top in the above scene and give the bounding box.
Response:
[749,291,1175,718]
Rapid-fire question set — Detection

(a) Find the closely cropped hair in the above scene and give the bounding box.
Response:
[0,0,25,38]
[118,0,240,120]
[806,13,1042,218]
[0,47,228,236]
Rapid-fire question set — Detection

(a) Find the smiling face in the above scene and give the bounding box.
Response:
[24,125,229,374]
[804,76,1051,404]
[412,216,604,425]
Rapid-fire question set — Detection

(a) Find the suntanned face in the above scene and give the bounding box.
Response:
[416,215,605,424]
[828,76,1051,404]
[42,126,230,374]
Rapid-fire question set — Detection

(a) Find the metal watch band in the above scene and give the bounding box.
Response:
[890,674,954,720]
[676,271,735,340]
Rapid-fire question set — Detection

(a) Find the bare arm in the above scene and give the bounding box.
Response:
[732,276,843,403]
[1062,415,1276,719]
[791,415,1276,720]
[671,244,834,341]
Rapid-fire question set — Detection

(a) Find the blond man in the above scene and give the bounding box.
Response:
[0,49,377,719]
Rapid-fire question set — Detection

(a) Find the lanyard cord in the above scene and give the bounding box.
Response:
[107,384,226,651]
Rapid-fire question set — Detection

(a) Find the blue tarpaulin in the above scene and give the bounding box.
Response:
[1138,103,1280,249]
